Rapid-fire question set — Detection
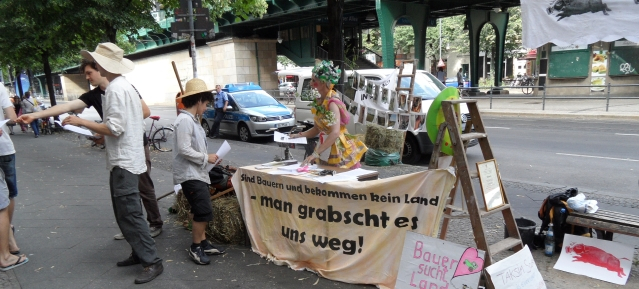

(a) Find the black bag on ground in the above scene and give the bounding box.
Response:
[535,188,591,249]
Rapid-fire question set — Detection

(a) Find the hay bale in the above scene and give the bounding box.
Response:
[364,123,404,154]
[172,189,247,245]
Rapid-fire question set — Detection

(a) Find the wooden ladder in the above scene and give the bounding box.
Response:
[396,59,417,95]
[428,99,523,268]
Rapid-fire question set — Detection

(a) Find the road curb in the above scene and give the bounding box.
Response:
[481,110,639,121]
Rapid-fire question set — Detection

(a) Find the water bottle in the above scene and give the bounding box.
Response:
[545,223,555,257]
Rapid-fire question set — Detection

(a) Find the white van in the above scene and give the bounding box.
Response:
[278,67,472,164]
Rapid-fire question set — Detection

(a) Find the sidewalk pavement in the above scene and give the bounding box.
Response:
[1,101,637,288]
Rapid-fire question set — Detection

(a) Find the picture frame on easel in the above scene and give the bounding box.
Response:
[476,159,506,211]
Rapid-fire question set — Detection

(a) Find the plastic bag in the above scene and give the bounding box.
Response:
[567,193,599,213]
[364,148,400,166]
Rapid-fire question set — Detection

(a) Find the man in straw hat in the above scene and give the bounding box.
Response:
[62,42,163,284]
[19,59,165,241]
[173,79,226,265]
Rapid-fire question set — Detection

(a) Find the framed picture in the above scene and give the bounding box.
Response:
[359,77,367,90]
[476,159,506,211]
[387,113,398,128]
[366,82,374,95]
[398,113,410,130]
[388,91,398,112]
[381,87,389,104]
[349,101,359,116]
[410,96,422,113]
[399,92,409,111]
[352,72,360,89]
[377,111,388,127]
[373,85,381,102]
[357,105,366,124]
[366,108,377,123]
[412,113,426,131]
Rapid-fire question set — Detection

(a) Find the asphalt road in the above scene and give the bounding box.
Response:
[79,104,639,198]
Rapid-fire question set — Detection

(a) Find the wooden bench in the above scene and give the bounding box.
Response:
[566,210,639,241]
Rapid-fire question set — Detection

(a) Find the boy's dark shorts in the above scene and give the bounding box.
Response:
[181,180,213,222]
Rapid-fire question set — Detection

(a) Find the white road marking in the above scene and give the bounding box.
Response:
[615,133,639,136]
[556,153,639,162]
[485,127,510,129]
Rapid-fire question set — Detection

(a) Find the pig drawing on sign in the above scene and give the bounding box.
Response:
[565,242,631,277]
[546,0,613,21]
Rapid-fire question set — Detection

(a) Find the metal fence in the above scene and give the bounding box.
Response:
[463,83,639,112]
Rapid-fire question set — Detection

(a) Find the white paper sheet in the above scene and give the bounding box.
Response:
[314,174,358,184]
[54,121,94,136]
[205,140,232,171]
[274,131,307,144]
[486,246,546,289]
[173,184,182,195]
[334,168,377,178]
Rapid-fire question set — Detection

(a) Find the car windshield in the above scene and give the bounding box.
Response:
[406,73,445,100]
[231,90,280,108]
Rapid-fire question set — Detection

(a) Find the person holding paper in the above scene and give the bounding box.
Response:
[290,60,367,169]
[172,78,226,265]
[65,43,164,284]
[18,60,164,241]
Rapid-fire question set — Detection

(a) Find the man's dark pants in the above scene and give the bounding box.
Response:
[110,167,162,267]
[138,144,162,229]
[211,108,224,137]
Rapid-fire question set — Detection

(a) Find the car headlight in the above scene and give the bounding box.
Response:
[249,115,267,122]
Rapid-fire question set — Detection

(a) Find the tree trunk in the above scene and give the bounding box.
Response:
[105,23,117,43]
[326,0,344,93]
[43,51,57,107]
[15,68,24,97]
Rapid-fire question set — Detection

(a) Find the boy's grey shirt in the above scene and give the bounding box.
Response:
[172,110,210,185]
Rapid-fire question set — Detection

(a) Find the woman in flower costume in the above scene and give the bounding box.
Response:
[291,60,367,169]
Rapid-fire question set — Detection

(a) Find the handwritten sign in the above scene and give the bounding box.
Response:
[555,234,633,285]
[476,159,505,211]
[396,231,485,289]
[485,245,546,289]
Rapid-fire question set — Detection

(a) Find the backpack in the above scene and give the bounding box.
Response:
[208,165,235,190]
[536,188,591,249]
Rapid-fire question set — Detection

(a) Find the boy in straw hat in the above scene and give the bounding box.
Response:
[173,79,226,265]
[62,42,163,284]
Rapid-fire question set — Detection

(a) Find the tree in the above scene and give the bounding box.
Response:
[159,0,268,23]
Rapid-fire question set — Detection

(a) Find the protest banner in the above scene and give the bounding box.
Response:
[232,166,456,289]
[554,234,633,285]
[396,231,485,289]
[485,245,546,289]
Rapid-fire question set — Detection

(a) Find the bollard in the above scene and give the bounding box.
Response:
[606,82,611,112]
[542,84,546,111]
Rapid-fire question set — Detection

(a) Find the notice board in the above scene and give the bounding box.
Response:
[609,40,639,76]
[548,45,590,79]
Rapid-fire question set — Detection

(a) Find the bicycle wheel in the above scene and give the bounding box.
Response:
[522,80,533,95]
[151,127,174,152]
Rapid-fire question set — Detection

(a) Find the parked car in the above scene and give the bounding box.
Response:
[444,77,470,88]
[278,68,475,165]
[278,82,297,96]
[202,83,295,142]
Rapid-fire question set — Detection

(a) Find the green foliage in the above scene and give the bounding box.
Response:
[277,55,297,68]
[159,0,268,23]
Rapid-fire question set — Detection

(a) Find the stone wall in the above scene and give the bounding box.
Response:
[60,37,279,106]
[59,74,88,101]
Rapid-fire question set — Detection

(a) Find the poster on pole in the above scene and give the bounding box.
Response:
[554,234,633,285]
[396,231,485,289]
[485,245,546,289]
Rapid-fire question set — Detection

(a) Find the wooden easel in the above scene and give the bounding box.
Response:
[428,99,523,270]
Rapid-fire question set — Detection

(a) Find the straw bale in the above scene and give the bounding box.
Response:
[364,123,404,154]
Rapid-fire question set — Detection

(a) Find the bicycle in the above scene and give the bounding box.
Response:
[146,116,174,152]
[458,85,469,97]
[520,75,535,95]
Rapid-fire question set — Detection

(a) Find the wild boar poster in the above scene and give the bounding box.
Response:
[554,234,633,285]
[521,0,639,48]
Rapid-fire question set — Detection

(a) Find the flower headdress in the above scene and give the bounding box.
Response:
[312,60,341,85]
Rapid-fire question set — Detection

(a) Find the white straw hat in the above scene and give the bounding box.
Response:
[80,43,134,74]
[176,78,214,99]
